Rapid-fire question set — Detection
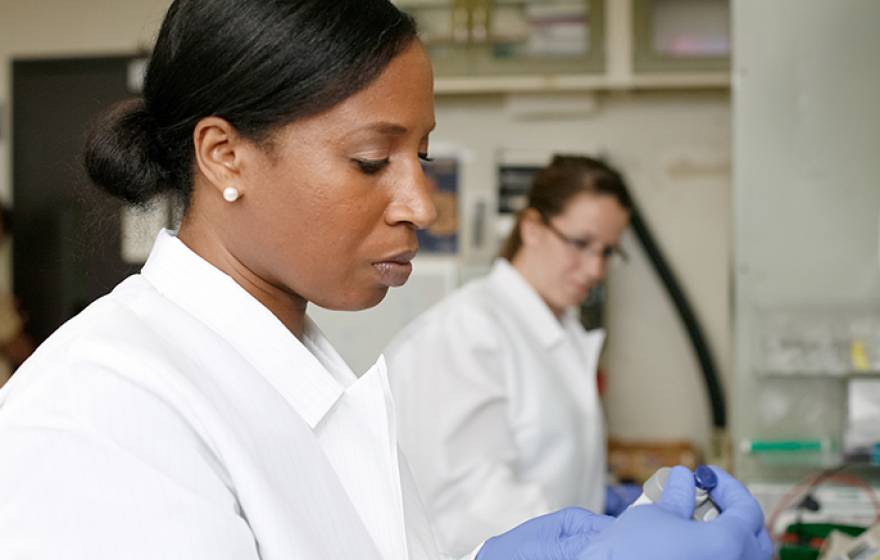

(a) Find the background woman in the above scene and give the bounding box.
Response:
[385,156,633,555]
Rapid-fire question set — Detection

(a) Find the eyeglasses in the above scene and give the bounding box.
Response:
[539,214,629,263]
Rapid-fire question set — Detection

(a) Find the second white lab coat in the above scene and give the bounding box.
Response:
[0,230,465,560]
[385,259,606,557]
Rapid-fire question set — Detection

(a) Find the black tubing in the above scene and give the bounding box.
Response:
[627,201,727,429]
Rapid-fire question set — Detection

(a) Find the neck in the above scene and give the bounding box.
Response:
[178,215,308,339]
[510,253,564,319]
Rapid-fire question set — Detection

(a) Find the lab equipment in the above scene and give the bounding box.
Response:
[741,437,840,469]
[819,522,880,560]
[741,439,831,454]
[845,381,880,460]
[629,465,721,521]
[580,466,773,560]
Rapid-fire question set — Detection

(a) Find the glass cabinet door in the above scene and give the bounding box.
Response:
[633,0,730,72]
[395,0,605,77]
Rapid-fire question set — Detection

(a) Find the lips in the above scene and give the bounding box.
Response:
[373,248,418,287]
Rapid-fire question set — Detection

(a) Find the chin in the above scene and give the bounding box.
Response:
[315,286,390,312]
[557,295,584,311]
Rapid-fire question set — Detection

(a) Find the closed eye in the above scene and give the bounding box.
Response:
[353,158,390,175]
[418,153,434,163]
[570,238,591,251]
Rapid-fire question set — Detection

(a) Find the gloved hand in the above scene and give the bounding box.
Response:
[576,466,773,560]
[604,483,643,517]
[476,507,614,560]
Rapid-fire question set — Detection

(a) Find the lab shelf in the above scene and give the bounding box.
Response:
[756,371,880,380]
[394,0,731,94]
[632,0,730,73]
[434,70,729,94]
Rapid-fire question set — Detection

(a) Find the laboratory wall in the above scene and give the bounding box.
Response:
[0,0,734,454]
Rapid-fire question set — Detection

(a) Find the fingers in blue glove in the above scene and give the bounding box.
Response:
[557,507,615,538]
[477,507,614,560]
[571,468,772,560]
[706,466,766,535]
[559,509,615,559]
[657,466,697,519]
[758,527,774,558]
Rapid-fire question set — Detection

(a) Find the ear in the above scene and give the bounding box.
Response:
[193,116,246,198]
[519,208,545,248]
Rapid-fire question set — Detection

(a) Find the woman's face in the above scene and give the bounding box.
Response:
[527,193,630,313]
[221,42,437,311]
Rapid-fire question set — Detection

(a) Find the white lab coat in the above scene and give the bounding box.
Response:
[0,230,469,560]
[385,259,607,557]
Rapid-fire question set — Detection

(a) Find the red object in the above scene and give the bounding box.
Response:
[597,367,607,396]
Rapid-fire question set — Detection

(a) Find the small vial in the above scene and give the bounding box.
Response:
[628,465,720,521]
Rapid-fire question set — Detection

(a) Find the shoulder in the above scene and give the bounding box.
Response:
[17,274,191,376]
[0,274,235,501]
[0,275,216,441]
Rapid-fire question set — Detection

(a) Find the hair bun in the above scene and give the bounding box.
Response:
[84,98,171,205]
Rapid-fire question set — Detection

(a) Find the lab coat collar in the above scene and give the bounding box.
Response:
[488,258,571,348]
[141,230,347,429]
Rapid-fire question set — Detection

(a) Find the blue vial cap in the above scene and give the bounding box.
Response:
[694,465,718,491]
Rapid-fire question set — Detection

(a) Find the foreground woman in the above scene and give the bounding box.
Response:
[0,1,770,559]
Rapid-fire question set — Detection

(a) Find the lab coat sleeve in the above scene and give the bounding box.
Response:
[388,304,552,557]
[0,358,259,560]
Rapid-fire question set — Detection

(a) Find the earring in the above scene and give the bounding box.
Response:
[222,186,241,203]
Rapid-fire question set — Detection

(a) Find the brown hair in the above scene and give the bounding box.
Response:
[500,155,633,261]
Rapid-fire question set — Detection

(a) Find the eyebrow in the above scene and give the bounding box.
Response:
[357,121,437,136]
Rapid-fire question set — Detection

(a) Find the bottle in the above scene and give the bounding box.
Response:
[628,465,720,521]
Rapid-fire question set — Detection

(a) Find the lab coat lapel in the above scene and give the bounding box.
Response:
[570,322,606,381]
[487,259,566,349]
[555,314,605,411]
[398,448,443,559]
[143,231,346,429]
[141,231,386,559]
[134,286,384,559]
[316,357,411,560]
[488,259,605,394]
[489,260,608,514]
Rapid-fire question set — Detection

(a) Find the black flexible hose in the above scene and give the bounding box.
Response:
[627,201,727,429]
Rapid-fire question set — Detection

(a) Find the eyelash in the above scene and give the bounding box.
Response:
[354,153,434,175]
[355,158,390,175]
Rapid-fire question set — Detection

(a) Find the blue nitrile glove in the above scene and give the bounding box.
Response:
[604,483,643,517]
[576,466,773,560]
[476,507,614,560]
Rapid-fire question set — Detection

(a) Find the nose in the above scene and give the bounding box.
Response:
[583,250,608,283]
[385,159,438,230]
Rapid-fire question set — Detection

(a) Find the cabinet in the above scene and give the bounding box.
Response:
[632,0,729,73]
[395,0,729,93]
[398,0,605,77]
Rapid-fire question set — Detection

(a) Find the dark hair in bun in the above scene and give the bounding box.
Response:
[85,99,169,206]
[85,0,417,206]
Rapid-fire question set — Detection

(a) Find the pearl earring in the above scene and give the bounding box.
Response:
[223,186,241,203]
